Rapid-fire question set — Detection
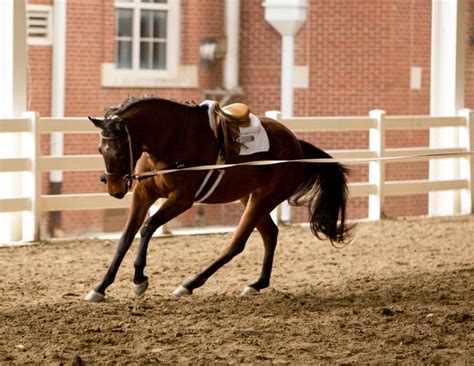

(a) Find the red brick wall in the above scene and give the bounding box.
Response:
[239,0,434,220]
[25,0,474,236]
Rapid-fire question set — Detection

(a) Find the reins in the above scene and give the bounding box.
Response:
[132,151,474,181]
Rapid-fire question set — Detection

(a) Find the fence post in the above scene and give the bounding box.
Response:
[265,110,282,225]
[22,111,41,241]
[459,108,473,214]
[368,109,386,220]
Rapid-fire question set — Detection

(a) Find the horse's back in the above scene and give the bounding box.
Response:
[201,117,306,204]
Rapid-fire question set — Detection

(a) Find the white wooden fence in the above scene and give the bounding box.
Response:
[0,109,473,242]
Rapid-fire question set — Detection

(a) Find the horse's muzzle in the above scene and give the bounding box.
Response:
[112,192,125,199]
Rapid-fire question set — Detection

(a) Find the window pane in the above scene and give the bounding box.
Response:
[116,9,132,37]
[140,41,151,69]
[140,10,152,38]
[153,42,166,69]
[153,11,167,38]
[116,40,132,69]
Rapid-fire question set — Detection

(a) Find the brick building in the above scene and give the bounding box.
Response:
[24,0,474,236]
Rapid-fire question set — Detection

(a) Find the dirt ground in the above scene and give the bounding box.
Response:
[0,215,473,364]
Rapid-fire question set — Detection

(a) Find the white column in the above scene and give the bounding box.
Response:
[22,112,41,242]
[50,0,67,183]
[0,0,28,242]
[279,35,295,222]
[429,0,465,216]
[368,110,386,220]
[263,0,308,223]
[266,110,283,225]
[223,0,240,91]
[281,35,295,118]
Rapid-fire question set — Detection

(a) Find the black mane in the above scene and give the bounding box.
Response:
[104,96,198,120]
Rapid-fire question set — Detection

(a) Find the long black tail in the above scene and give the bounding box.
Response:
[289,140,353,245]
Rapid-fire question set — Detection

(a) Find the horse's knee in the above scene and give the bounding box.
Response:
[222,242,246,261]
[139,214,161,237]
[140,198,193,237]
[139,219,155,237]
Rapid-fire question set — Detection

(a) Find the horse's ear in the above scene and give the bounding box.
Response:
[88,116,104,128]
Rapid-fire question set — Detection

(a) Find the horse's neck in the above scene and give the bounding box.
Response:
[127,103,214,164]
[123,103,180,161]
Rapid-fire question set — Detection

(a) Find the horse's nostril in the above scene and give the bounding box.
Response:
[99,174,107,183]
[112,192,125,199]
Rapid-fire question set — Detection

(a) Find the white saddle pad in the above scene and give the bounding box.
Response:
[200,100,270,156]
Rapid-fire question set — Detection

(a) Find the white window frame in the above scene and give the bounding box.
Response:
[27,4,53,46]
[102,0,195,88]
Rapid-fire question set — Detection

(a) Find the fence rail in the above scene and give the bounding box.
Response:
[0,109,473,242]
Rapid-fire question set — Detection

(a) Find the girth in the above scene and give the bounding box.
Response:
[137,156,225,203]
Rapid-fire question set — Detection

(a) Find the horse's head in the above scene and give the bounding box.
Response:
[89,115,135,199]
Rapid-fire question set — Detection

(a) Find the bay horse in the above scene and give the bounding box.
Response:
[85,96,351,302]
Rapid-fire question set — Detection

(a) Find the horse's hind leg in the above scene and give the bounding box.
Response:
[238,196,279,295]
[173,193,278,297]
[242,214,279,295]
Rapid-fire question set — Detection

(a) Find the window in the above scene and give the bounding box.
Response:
[103,0,197,88]
[114,0,178,74]
[27,5,53,46]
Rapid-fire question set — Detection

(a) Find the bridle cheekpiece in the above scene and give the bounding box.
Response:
[100,124,135,190]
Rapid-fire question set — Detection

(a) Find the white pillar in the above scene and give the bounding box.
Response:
[0,0,28,242]
[263,0,307,117]
[50,0,67,184]
[368,110,386,220]
[22,112,41,242]
[266,110,283,224]
[281,35,295,118]
[224,0,240,91]
[263,0,308,223]
[429,0,465,216]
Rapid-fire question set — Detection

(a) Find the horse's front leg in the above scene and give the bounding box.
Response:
[132,192,194,296]
[84,184,158,302]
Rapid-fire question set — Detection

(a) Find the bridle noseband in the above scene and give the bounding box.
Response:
[100,124,135,190]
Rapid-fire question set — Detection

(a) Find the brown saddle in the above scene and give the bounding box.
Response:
[220,103,251,127]
[211,102,252,162]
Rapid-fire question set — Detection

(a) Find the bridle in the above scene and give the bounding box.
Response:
[99,124,135,190]
[99,108,190,188]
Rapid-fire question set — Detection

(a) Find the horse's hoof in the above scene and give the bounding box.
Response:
[241,286,260,296]
[84,289,105,302]
[172,286,191,298]
[134,279,149,297]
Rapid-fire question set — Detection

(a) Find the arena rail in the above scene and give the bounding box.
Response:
[0,109,473,242]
